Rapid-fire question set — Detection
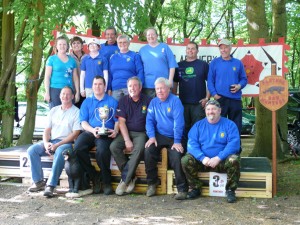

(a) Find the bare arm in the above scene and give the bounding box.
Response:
[44,66,52,102]
[172,82,178,95]
[80,71,86,97]
[168,68,175,88]
[103,70,108,92]
[73,68,80,103]
[108,121,119,139]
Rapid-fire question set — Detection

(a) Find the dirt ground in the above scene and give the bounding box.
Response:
[1,136,300,225]
[0,183,300,225]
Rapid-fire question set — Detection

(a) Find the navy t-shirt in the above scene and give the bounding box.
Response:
[116,93,151,132]
[174,59,209,104]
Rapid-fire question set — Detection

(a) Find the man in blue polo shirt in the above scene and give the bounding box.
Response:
[110,76,151,196]
[144,77,188,200]
[75,76,118,195]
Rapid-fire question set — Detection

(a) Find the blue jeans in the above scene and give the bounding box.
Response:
[27,139,73,187]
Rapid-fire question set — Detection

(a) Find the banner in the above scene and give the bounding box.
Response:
[54,28,290,97]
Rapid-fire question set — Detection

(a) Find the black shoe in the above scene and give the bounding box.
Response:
[92,173,101,194]
[103,184,113,195]
[226,190,237,203]
[187,189,201,200]
[43,186,54,198]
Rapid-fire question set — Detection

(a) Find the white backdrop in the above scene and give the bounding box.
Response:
[55,28,290,97]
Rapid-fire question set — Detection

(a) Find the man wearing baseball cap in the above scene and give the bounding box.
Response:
[80,38,108,98]
[207,39,247,145]
[181,99,241,203]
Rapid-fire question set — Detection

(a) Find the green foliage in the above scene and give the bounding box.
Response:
[0,99,15,116]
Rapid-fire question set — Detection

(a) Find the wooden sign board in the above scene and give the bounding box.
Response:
[259,76,288,111]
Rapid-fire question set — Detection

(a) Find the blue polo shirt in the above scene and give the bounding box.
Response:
[80,94,118,129]
[100,42,119,61]
[116,94,151,132]
[80,54,108,88]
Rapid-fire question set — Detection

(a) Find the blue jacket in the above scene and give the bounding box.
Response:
[207,56,247,100]
[108,51,144,91]
[187,117,240,162]
[146,93,184,143]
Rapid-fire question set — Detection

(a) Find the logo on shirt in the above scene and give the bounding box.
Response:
[115,50,118,54]
[98,61,102,65]
[167,107,171,113]
[127,58,131,62]
[185,67,194,75]
[220,132,225,138]
[142,105,147,114]
[232,66,236,71]
[162,48,165,53]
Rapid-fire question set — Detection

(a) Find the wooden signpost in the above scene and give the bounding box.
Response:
[259,74,288,197]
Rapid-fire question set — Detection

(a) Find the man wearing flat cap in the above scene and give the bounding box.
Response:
[207,39,247,138]
[181,99,241,203]
[80,38,108,98]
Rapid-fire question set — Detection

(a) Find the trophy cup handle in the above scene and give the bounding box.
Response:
[105,107,115,124]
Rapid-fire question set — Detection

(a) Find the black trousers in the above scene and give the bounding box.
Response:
[144,133,188,192]
[74,131,113,184]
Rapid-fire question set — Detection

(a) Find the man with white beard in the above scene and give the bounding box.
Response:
[181,99,241,203]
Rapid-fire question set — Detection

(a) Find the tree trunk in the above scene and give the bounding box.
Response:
[247,0,288,159]
[246,0,272,158]
[1,0,15,145]
[272,0,288,159]
[18,0,45,145]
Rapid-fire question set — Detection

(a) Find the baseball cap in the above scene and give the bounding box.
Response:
[87,38,101,46]
[205,99,221,108]
[218,39,232,46]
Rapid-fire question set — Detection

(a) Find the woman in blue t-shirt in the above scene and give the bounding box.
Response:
[139,27,178,98]
[44,36,79,109]
[109,34,144,101]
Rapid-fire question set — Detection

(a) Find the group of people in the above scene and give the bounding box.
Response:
[27,26,247,204]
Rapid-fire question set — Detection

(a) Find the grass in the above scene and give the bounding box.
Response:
[241,135,300,196]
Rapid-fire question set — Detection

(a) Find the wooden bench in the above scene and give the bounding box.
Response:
[0,146,272,198]
[0,145,168,195]
[167,157,272,198]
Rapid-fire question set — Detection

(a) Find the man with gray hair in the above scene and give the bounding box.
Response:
[207,39,247,139]
[110,76,151,196]
[144,77,188,200]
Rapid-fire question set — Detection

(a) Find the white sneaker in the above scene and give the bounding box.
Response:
[115,180,127,196]
[125,177,137,194]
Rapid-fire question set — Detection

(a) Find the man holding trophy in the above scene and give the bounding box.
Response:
[74,76,118,195]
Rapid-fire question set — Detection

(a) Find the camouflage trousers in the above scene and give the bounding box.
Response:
[181,153,240,191]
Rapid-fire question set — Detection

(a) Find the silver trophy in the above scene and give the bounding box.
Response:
[95,106,114,135]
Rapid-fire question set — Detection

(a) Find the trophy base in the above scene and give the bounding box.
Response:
[96,128,108,136]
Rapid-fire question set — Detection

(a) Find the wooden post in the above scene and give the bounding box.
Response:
[259,64,288,197]
[271,63,277,197]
